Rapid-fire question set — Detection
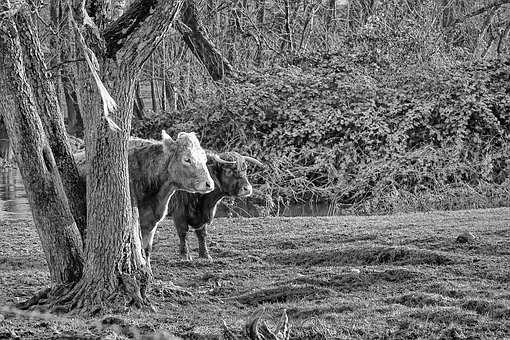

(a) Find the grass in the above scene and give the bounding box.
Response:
[0,208,509,339]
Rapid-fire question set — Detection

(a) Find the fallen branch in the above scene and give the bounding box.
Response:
[223,308,290,340]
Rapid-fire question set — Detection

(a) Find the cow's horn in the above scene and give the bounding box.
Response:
[207,151,236,164]
[244,156,264,167]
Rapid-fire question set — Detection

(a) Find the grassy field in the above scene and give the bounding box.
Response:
[0,208,509,339]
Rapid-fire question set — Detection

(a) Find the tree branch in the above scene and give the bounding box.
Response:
[0,0,25,20]
[449,0,510,27]
[177,0,235,81]
[103,0,184,68]
[497,20,510,54]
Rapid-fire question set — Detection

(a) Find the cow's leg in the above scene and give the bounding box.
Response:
[141,224,157,269]
[195,225,212,261]
[174,216,191,261]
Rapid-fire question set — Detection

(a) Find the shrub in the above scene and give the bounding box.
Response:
[133,54,510,215]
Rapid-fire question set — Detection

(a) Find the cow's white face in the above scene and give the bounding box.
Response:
[162,131,214,194]
[177,132,208,169]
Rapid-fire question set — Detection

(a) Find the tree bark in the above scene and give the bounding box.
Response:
[133,81,145,119]
[0,117,11,160]
[281,0,293,52]
[0,12,84,285]
[177,0,235,81]
[50,0,85,138]
[325,0,336,32]
[150,55,159,112]
[15,10,88,240]
[497,20,510,54]
[255,0,265,65]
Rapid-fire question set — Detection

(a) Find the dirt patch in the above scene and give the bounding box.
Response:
[288,268,423,292]
[388,292,451,308]
[408,306,480,326]
[462,299,510,319]
[266,246,457,267]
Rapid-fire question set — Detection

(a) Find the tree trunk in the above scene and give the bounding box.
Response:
[150,55,158,112]
[497,20,510,55]
[255,0,265,65]
[0,13,84,285]
[164,78,178,111]
[325,0,336,32]
[3,0,185,315]
[50,0,85,138]
[72,76,150,313]
[62,71,85,138]
[0,117,11,160]
[133,81,145,119]
[33,0,185,314]
[281,0,293,52]
[15,10,88,239]
[161,44,167,112]
[178,0,235,81]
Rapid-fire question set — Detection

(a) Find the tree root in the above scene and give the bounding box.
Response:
[15,271,155,316]
[151,280,194,300]
[223,308,290,340]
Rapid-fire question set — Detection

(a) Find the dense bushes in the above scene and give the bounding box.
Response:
[133,54,510,215]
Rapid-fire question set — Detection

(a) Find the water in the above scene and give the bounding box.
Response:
[0,167,339,218]
[0,167,31,218]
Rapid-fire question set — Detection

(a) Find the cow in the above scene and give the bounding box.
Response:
[164,151,263,261]
[75,130,233,266]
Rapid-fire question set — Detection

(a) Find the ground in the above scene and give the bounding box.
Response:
[0,208,509,339]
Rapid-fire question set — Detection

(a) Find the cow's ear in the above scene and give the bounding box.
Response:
[161,130,175,153]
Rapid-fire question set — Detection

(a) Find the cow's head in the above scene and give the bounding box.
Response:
[162,130,214,194]
[207,151,263,197]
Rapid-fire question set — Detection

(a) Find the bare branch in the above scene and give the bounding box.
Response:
[0,0,25,20]
[103,0,184,68]
[497,20,510,54]
[449,0,510,27]
[177,0,235,81]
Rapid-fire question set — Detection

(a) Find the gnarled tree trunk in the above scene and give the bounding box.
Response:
[35,0,186,313]
[0,12,84,285]
[2,0,185,315]
[15,10,88,239]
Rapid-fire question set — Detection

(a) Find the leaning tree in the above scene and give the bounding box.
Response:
[0,0,189,313]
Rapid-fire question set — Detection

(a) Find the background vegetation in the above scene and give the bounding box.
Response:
[3,0,510,215]
[132,0,510,215]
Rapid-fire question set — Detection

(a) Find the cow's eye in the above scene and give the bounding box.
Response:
[183,158,192,164]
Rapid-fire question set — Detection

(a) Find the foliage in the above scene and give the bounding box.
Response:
[133,50,510,215]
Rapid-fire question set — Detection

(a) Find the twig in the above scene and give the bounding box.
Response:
[45,58,86,72]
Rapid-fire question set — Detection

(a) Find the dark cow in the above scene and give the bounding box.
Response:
[166,151,263,261]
